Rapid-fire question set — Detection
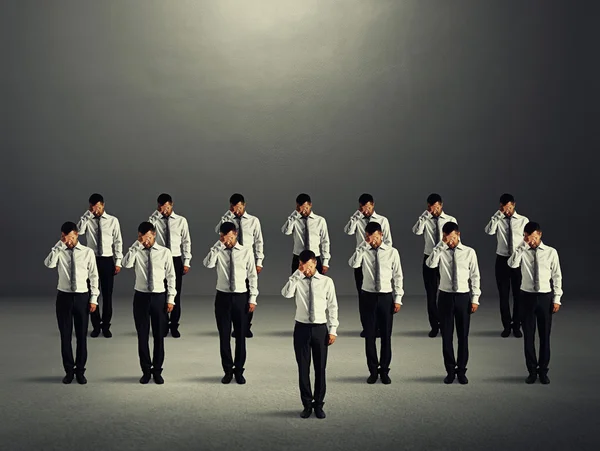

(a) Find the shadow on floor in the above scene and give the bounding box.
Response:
[262,331,292,337]
[482,376,525,384]
[402,376,443,384]
[185,376,223,384]
[334,376,367,383]
[20,376,61,383]
[197,331,219,337]
[103,376,142,383]
[396,330,430,337]
[470,330,502,337]
[259,410,302,418]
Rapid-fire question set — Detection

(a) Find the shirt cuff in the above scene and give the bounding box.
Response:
[183,259,191,267]
[256,259,263,267]
[553,296,561,305]
[114,259,122,267]
[167,296,176,305]
[321,259,330,267]
[249,296,258,305]
[55,241,66,249]
[394,296,403,305]
[471,296,480,305]
[89,296,99,305]
[328,326,337,336]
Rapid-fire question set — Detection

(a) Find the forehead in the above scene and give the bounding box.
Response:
[428,201,441,207]
[160,201,173,206]
[139,230,155,236]
[298,201,311,206]
[62,230,77,236]
[90,201,104,206]
[443,230,458,235]
[231,201,244,207]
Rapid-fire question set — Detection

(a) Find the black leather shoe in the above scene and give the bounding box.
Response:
[444,373,455,384]
[171,328,181,338]
[75,371,87,385]
[62,372,75,384]
[457,373,468,385]
[140,373,152,384]
[501,328,511,338]
[153,373,165,384]
[90,328,101,338]
[380,372,391,385]
[246,329,253,338]
[313,404,326,419]
[234,369,246,385]
[525,373,537,384]
[102,328,112,338]
[300,406,312,419]
[512,328,523,338]
[539,372,550,385]
[367,373,378,384]
[360,331,366,338]
[221,372,234,384]
[429,328,439,338]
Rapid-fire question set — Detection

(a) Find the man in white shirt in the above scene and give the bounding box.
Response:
[413,193,458,338]
[508,222,563,385]
[282,193,331,275]
[122,222,176,385]
[282,250,339,420]
[484,193,529,338]
[77,193,123,338]
[344,193,392,338]
[148,193,192,338]
[348,222,403,385]
[215,193,264,338]
[426,222,481,385]
[203,222,259,385]
[44,222,99,385]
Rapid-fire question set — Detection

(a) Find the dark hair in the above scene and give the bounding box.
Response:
[524,222,541,235]
[499,193,515,205]
[138,222,156,235]
[442,222,459,234]
[296,193,311,205]
[298,250,316,263]
[157,193,172,206]
[358,193,374,205]
[427,193,442,205]
[365,221,382,235]
[88,193,104,205]
[229,193,245,205]
[61,222,78,235]
[219,221,237,235]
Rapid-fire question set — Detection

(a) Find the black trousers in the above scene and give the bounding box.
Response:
[133,291,168,373]
[359,291,395,374]
[232,278,254,331]
[521,291,553,374]
[422,254,440,330]
[215,291,249,372]
[90,256,115,331]
[438,291,471,374]
[165,256,184,329]
[294,322,328,408]
[291,255,323,274]
[495,254,523,330]
[354,266,363,292]
[56,291,89,373]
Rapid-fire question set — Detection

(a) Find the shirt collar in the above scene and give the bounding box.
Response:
[306,272,322,279]
[372,243,388,251]
[368,211,380,219]
[73,242,83,250]
[534,241,545,250]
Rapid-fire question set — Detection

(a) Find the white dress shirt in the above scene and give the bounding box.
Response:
[281,270,339,336]
[44,241,100,304]
[348,242,404,304]
[148,210,192,266]
[121,241,177,304]
[484,211,529,257]
[507,241,563,304]
[215,210,265,267]
[344,210,393,247]
[281,211,331,266]
[202,241,259,304]
[77,210,124,266]
[425,241,482,304]
[412,211,458,256]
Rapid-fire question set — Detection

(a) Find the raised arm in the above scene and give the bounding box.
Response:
[202,241,224,269]
[76,210,94,236]
[147,210,161,225]
[348,241,369,268]
[87,251,100,304]
[281,269,304,298]
[425,241,446,268]
[325,279,339,336]
[507,240,528,268]
[254,218,265,267]
[181,218,192,267]
[320,218,331,267]
[484,210,504,235]
[412,210,430,235]
[44,240,65,268]
[343,210,363,235]
[550,249,563,305]
[391,249,404,305]
[215,210,234,234]
[246,252,259,304]
[112,219,124,267]
[121,241,142,269]
[468,250,481,305]
[382,218,393,246]
[164,250,177,304]
[282,210,301,235]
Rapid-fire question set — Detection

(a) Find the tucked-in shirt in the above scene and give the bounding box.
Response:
[215,210,265,267]
[425,241,481,304]
[281,211,331,266]
[281,270,339,336]
[507,240,563,304]
[121,241,177,304]
[348,241,404,304]
[412,211,458,256]
[77,210,124,266]
[344,210,393,247]
[484,211,529,257]
[202,241,259,304]
[44,241,100,304]
[148,210,192,266]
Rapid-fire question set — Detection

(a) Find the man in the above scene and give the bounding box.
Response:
[203,222,259,385]
[282,250,339,419]
[508,222,562,385]
[344,193,392,338]
[348,222,403,385]
[412,193,458,337]
[44,222,99,384]
[426,222,480,385]
[121,222,176,385]
[76,193,123,338]
[282,193,331,275]
[147,193,191,338]
[215,193,264,338]
[484,193,529,338]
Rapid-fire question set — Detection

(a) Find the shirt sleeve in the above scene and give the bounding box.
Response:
[326,279,339,336]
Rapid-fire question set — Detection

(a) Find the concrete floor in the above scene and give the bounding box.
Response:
[0,295,598,451]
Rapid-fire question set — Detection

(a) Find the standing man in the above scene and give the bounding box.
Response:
[44,222,99,384]
[203,222,259,385]
[282,193,331,275]
[77,193,123,338]
[508,222,562,385]
[121,222,176,385]
[215,193,264,338]
[281,250,339,419]
[148,193,191,338]
[484,193,529,338]
[426,222,481,385]
[412,193,458,337]
[344,193,392,338]
[348,222,403,385]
